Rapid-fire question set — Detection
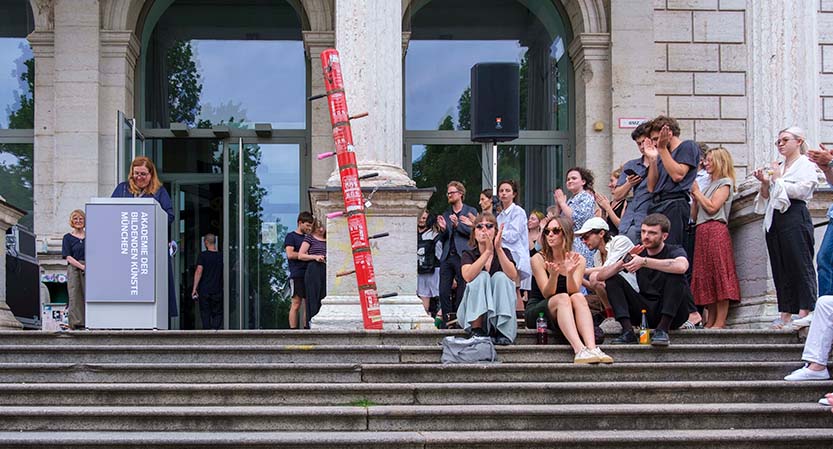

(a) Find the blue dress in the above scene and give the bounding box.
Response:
[111,182,178,318]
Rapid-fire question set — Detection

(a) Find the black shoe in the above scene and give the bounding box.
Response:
[494,335,513,346]
[651,329,670,347]
[469,327,488,338]
[611,329,638,344]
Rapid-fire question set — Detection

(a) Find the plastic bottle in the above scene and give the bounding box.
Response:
[536,312,548,345]
[639,309,651,345]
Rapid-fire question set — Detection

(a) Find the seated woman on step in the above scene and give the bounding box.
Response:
[525,216,613,364]
[457,213,518,345]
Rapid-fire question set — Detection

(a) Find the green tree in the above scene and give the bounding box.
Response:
[0,49,34,229]
[166,41,203,127]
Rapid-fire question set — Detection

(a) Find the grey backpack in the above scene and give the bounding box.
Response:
[440,335,497,364]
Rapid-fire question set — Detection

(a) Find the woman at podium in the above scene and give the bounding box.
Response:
[111,156,177,318]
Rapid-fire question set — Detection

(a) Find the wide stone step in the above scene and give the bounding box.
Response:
[0,329,800,346]
[1,403,831,432]
[0,343,805,364]
[1,381,830,406]
[0,361,810,383]
[1,429,832,449]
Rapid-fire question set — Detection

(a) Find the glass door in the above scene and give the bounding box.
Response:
[226,138,303,329]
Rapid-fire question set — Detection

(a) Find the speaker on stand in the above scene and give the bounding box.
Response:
[470,62,520,193]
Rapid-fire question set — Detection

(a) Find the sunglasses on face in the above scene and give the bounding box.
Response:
[543,227,562,236]
[580,231,599,241]
[475,223,495,230]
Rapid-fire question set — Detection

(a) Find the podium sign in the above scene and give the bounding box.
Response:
[85,198,168,329]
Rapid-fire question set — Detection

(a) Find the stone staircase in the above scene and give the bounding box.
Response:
[0,329,831,448]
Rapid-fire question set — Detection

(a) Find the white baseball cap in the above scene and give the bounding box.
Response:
[574,217,609,235]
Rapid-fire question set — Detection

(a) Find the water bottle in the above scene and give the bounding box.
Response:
[639,309,651,345]
[536,312,548,345]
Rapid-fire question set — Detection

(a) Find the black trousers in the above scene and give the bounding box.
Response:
[648,196,696,314]
[605,273,689,330]
[199,293,223,330]
[439,253,466,322]
[765,201,817,313]
[305,261,327,324]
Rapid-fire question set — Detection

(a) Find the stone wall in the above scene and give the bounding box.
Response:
[653,0,749,177]
[822,0,833,146]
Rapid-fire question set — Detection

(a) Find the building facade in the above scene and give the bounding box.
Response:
[0,0,831,329]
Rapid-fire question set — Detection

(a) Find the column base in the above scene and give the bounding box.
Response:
[310,295,435,330]
[326,161,415,188]
[309,186,435,331]
[0,302,23,330]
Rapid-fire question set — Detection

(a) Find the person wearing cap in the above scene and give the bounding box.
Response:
[576,217,638,333]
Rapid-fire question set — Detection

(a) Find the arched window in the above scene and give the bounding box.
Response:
[405,0,572,213]
[0,0,34,229]
[137,0,308,330]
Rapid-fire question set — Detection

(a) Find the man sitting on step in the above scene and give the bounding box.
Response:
[593,213,691,346]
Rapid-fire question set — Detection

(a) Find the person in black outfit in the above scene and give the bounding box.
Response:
[192,233,223,330]
[284,212,313,329]
[436,181,478,326]
[599,213,691,347]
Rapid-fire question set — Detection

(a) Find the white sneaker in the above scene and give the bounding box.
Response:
[599,317,622,334]
[574,347,600,364]
[819,396,831,406]
[791,312,814,328]
[590,347,614,364]
[784,364,830,381]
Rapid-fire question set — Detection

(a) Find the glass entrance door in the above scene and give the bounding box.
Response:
[226,138,302,329]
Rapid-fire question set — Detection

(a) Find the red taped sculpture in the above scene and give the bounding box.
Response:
[318,48,384,330]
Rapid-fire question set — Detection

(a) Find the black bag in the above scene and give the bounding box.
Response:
[417,231,438,274]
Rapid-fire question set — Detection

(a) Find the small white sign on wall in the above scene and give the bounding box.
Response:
[618,118,649,129]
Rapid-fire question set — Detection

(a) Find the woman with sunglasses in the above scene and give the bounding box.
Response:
[457,213,518,345]
[525,216,613,364]
[753,127,819,329]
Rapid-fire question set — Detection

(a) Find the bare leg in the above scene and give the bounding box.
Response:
[570,293,597,350]
[289,296,301,329]
[798,309,811,318]
[419,295,431,313]
[704,304,716,328]
[712,300,730,328]
[548,294,584,354]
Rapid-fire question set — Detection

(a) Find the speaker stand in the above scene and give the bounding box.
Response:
[491,141,498,194]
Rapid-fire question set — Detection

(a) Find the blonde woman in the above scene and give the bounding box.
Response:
[526,216,613,364]
[753,127,818,328]
[595,166,628,236]
[690,147,741,328]
[62,210,86,330]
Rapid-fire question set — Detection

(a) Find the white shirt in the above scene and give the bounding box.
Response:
[497,202,531,281]
[754,155,818,232]
[593,235,639,292]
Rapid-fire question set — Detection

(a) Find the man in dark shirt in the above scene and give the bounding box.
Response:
[284,211,313,329]
[436,181,478,327]
[192,233,223,330]
[595,214,691,347]
[613,121,652,244]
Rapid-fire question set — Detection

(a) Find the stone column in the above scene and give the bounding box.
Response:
[728,1,821,328]
[748,0,819,169]
[610,0,655,166]
[308,0,433,330]
[568,33,612,182]
[331,0,414,187]
[303,30,336,188]
[0,200,26,329]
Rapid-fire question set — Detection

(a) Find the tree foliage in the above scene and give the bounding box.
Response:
[167,41,203,127]
[0,50,34,230]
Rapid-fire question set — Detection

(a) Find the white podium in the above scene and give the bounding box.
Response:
[85,198,168,329]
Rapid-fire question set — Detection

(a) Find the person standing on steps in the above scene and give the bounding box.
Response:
[284,211,313,329]
[191,233,223,330]
[62,210,86,330]
[299,219,327,326]
[437,181,477,327]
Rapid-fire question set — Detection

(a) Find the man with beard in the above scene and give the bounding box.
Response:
[436,181,478,326]
[596,213,691,346]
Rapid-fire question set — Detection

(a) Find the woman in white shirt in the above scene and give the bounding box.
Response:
[753,127,819,328]
[496,180,531,288]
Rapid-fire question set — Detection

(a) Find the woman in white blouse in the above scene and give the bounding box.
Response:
[753,127,819,329]
[496,180,531,293]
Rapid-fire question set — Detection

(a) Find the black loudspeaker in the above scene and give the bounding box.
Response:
[470,62,520,143]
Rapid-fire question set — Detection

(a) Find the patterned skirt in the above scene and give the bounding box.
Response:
[691,220,741,306]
